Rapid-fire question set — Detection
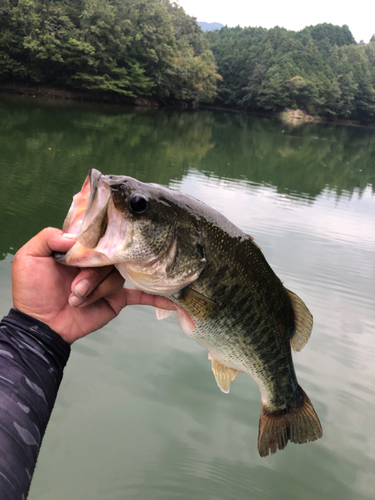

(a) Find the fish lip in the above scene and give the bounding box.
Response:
[61,168,104,234]
[58,170,131,267]
[52,251,67,263]
[78,169,109,241]
[57,168,109,265]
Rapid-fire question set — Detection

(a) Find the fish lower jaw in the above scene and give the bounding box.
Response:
[115,264,179,295]
[115,261,202,296]
[63,243,113,267]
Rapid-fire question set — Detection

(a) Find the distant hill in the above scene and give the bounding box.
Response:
[198,22,224,32]
[203,23,375,122]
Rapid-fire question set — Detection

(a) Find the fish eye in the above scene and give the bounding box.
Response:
[129,194,148,214]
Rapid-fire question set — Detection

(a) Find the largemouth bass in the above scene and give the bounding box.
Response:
[58,169,322,457]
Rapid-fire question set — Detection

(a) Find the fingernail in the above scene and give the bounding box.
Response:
[62,233,78,240]
[74,279,91,298]
[69,295,85,307]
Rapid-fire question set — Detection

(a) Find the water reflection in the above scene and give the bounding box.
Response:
[1,94,374,261]
[179,174,374,247]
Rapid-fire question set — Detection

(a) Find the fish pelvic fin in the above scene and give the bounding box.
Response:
[208,354,241,394]
[257,386,322,457]
[155,308,172,320]
[286,289,313,352]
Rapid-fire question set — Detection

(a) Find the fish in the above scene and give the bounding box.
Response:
[57,168,322,457]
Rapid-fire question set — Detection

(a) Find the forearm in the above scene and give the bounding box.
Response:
[0,309,70,499]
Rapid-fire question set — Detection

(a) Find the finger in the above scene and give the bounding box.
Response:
[98,288,177,319]
[15,228,77,259]
[70,266,116,299]
[123,288,176,311]
[69,267,125,307]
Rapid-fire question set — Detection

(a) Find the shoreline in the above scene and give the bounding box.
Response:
[1,81,373,128]
[0,81,196,109]
[199,103,374,128]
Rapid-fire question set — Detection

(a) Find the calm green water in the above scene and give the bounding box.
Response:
[0,94,374,500]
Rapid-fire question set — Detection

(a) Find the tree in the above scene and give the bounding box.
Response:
[0,0,220,101]
[204,22,375,121]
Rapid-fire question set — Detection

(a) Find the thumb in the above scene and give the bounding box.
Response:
[16,228,77,259]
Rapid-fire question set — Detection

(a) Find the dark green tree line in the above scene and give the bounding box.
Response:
[205,24,375,122]
[0,0,220,101]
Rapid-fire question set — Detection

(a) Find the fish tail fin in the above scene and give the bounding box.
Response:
[257,387,322,457]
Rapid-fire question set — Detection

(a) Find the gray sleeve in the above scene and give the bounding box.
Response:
[0,309,71,499]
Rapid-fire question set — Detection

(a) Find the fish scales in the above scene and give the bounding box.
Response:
[58,169,322,457]
[176,223,297,404]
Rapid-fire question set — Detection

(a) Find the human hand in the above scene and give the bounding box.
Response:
[12,227,175,344]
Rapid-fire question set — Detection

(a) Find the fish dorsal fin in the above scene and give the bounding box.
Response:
[208,353,240,394]
[246,234,262,250]
[286,289,313,352]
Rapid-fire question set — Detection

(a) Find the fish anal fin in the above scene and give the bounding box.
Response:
[258,386,322,457]
[287,289,314,352]
[208,353,240,394]
[155,308,172,321]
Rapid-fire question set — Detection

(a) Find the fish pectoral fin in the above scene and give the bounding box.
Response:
[286,289,313,352]
[208,353,240,394]
[184,287,217,306]
[155,308,172,320]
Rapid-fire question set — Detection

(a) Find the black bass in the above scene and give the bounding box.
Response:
[59,169,322,457]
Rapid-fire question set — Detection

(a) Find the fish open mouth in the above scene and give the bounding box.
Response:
[56,169,199,330]
[56,169,129,267]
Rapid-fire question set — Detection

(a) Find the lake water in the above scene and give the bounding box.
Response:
[0,94,374,500]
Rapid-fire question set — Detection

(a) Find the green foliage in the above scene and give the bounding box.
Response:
[299,23,356,48]
[205,23,375,122]
[0,0,219,101]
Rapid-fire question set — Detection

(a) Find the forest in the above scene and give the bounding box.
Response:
[0,0,220,101]
[1,0,375,121]
[204,24,375,122]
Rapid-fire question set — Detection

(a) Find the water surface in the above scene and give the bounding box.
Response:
[0,94,374,500]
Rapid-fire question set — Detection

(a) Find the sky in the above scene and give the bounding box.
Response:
[177,0,375,43]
